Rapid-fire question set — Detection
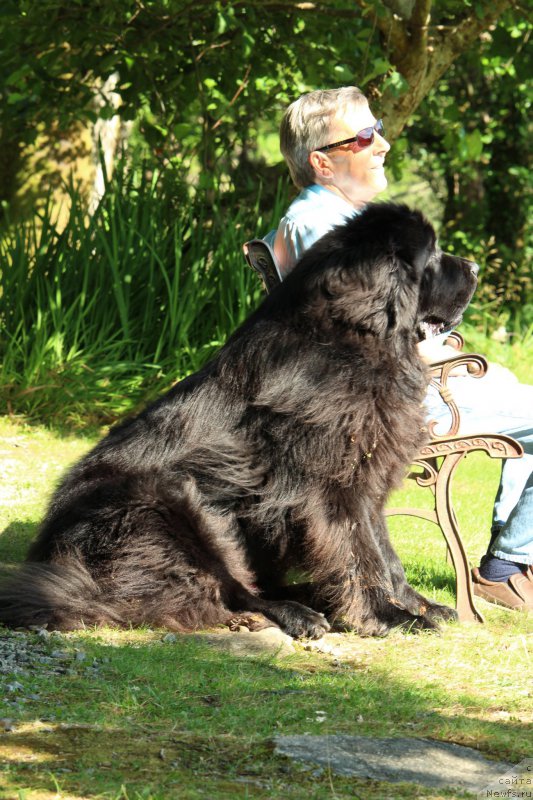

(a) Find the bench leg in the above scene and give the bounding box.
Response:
[433,452,484,623]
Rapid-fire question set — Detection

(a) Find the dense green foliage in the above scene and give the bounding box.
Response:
[1,163,531,424]
[0,166,288,422]
[1,0,521,172]
[410,17,532,322]
[0,2,530,421]
[1,2,525,192]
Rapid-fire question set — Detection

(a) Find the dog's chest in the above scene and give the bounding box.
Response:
[340,397,426,490]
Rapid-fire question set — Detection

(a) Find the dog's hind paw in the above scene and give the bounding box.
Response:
[226,613,274,632]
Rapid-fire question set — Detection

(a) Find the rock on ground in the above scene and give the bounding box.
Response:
[274,734,514,794]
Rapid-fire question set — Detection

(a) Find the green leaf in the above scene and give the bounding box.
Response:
[465,130,484,160]
[216,12,227,35]
[7,91,26,104]
[360,58,392,85]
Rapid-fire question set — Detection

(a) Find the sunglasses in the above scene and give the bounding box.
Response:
[315,119,385,153]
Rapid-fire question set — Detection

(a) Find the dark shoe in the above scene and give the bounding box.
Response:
[471,567,533,611]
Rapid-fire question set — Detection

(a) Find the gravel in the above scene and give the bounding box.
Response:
[0,628,102,679]
[1,627,106,731]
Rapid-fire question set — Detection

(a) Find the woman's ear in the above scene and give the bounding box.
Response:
[308,150,333,181]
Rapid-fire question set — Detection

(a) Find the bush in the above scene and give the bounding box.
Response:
[0,163,286,425]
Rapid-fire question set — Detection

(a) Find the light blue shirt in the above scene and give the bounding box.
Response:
[265,184,357,277]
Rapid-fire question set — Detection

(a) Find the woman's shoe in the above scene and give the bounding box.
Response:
[471,567,533,611]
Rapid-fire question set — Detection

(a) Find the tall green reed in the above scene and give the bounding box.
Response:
[0,163,288,425]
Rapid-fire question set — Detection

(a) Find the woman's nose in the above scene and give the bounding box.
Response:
[375,132,390,153]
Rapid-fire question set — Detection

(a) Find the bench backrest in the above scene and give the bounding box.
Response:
[242,239,282,294]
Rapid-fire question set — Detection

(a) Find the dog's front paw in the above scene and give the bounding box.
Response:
[269,601,331,639]
[358,605,442,637]
[390,586,457,625]
[422,603,458,624]
[389,585,433,617]
[405,595,458,626]
[398,607,457,633]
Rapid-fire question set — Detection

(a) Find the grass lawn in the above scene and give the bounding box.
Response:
[0,416,532,800]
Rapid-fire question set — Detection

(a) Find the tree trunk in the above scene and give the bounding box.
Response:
[89,73,131,213]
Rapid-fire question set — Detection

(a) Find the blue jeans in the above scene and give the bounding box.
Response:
[424,369,533,566]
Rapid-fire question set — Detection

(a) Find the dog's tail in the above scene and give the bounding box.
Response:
[0,560,127,631]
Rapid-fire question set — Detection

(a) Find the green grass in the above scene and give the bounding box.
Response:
[0,417,532,800]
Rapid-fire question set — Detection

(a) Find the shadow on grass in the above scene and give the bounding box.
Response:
[2,411,107,440]
[0,520,38,563]
[2,364,184,439]
[0,631,529,799]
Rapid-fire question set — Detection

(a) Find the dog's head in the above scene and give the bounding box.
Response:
[286,202,478,341]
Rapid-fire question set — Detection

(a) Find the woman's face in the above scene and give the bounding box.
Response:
[314,102,390,207]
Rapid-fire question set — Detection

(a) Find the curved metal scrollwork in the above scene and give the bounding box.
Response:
[426,354,489,439]
[410,458,439,488]
[420,434,523,460]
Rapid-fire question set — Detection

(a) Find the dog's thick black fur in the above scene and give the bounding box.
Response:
[0,203,478,637]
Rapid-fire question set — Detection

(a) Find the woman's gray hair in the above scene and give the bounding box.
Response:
[280,87,368,189]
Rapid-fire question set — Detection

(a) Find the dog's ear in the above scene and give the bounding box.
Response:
[372,205,437,282]
[383,214,437,337]
[398,220,436,278]
[298,254,406,338]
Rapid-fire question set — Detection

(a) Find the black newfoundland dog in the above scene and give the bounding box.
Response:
[0,203,478,638]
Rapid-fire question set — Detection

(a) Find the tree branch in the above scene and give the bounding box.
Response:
[408,0,431,31]
[353,0,409,53]
[371,0,514,138]
[431,0,514,73]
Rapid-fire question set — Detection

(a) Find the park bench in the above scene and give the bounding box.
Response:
[243,237,524,623]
